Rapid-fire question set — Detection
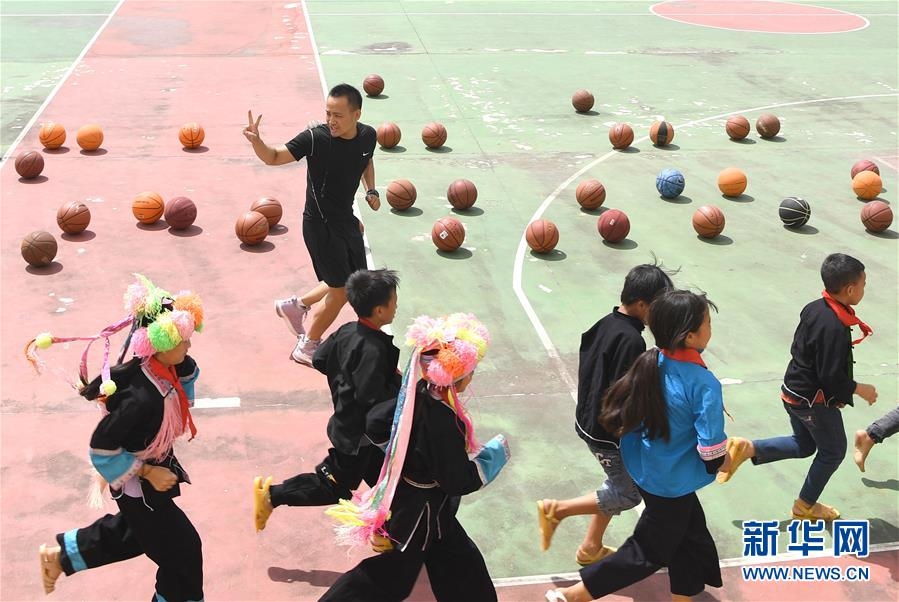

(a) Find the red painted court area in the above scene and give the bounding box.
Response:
[652,0,868,33]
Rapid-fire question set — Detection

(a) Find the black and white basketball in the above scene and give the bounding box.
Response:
[779,196,811,228]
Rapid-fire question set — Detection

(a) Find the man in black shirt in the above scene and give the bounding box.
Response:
[244,83,380,366]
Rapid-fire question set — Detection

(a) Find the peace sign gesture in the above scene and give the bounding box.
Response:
[243,110,262,142]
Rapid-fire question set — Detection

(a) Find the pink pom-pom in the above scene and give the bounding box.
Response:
[170,311,195,341]
[130,328,155,357]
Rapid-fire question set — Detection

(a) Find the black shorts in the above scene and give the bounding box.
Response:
[302,217,366,288]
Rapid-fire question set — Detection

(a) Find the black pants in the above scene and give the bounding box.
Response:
[57,493,203,602]
[320,513,496,602]
[270,446,383,507]
[580,487,721,598]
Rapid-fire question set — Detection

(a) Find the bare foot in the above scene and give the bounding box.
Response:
[854,430,875,473]
[39,544,63,594]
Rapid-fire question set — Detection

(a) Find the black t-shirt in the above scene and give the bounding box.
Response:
[285,123,376,225]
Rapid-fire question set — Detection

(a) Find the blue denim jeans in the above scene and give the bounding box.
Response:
[867,406,899,443]
[751,401,847,505]
[587,443,642,515]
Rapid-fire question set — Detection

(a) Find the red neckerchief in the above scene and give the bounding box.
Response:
[358,317,380,331]
[660,347,707,368]
[822,290,872,345]
[148,356,197,440]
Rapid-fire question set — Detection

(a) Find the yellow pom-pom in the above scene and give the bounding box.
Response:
[100,380,117,396]
[35,333,53,349]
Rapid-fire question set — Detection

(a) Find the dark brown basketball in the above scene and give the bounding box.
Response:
[21,230,58,267]
[250,196,283,228]
[422,122,447,149]
[447,179,478,210]
[15,150,44,179]
[56,201,91,234]
[756,114,781,139]
[597,209,630,243]
[725,115,750,140]
[576,179,606,209]
[572,89,594,113]
[386,179,417,210]
[526,219,560,253]
[692,205,725,238]
[649,121,675,146]
[861,200,893,233]
[851,159,880,179]
[363,74,385,97]
[609,124,634,150]
[235,211,269,245]
[132,192,165,224]
[164,196,197,230]
[431,217,465,252]
[377,122,401,148]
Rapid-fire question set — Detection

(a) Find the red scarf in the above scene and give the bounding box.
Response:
[148,356,197,440]
[822,290,872,345]
[660,347,706,368]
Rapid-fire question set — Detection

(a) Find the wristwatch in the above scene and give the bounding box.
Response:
[366,189,379,198]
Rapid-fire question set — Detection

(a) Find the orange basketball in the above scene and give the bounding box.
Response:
[860,200,893,232]
[422,122,447,149]
[447,179,478,210]
[717,167,747,197]
[609,123,634,150]
[526,219,560,254]
[431,217,465,252]
[363,74,385,96]
[56,200,91,234]
[178,122,205,149]
[21,231,58,267]
[132,191,165,224]
[377,122,401,149]
[386,179,417,210]
[692,205,725,238]
[572,89,594,113]
[235,211,269,245]
[576,179,606,209]
[39,122,66,149]
[250,197,283,228]
[852,170,882,200]
[597,209,630,243]
[76,124,103,151]
[649,121,675,146]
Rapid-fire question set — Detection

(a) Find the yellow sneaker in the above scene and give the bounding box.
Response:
[792,499,840,521]
[253,476,274,532]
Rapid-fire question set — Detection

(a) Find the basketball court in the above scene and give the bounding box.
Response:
[1,1,897,600]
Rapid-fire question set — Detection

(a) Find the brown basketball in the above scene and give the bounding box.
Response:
[649,121,675,146]
[692,205,726,238]
[377,122,401,148]
[447,179,478,210]
[597,209,630,243]
[850,159,880,179]
[178,122,205,149]
[431,217,465,252]
[717,167,747,197]
[39,122,67,149]
[576,179,606,209]
[235,210,269,245]
[852,170,882,200]
[572,89,594,113]
[14,150,44,179]
[56,200,91,234]
[164,196,197,230]
[21,231,58,267]
[363,74,385,97]
[756,114,781,139]
[609,123,634,150]
[132,191,165,224]
[250,196,283,228]
[725,115,750,140]
[526,219,560,254]
[861,200,893,233]
[386,179,417,210]
[422,122,447,149]
[76,124,103,151]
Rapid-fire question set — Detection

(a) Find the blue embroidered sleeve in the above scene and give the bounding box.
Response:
[694,375,727,460]
[90,448,142,488]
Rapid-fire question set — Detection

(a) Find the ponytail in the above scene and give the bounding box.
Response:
[599,348,669,441]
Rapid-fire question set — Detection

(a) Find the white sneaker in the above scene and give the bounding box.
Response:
[290,336,320,366]
[545,590,568,602]
[274,296,309,338]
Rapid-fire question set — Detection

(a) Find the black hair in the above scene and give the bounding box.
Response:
[820,253,865,294]
[328,83,363,111]
[600,289,717,441]
[80,357,142,401]
[620,258,677,305]
[346,269,399,318]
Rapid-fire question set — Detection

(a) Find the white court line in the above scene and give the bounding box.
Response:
[0,0,125,162]
[193,397,241,409]
[3,13,112,17]
[873,156,899,172]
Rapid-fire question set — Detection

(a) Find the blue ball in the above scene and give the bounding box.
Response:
[656,168,685,199]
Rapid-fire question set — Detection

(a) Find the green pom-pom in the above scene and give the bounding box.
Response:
[35,332,53,349]
[100,380,117,396]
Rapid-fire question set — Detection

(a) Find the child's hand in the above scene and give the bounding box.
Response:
[141,465,177,492]
[855,383,878,405]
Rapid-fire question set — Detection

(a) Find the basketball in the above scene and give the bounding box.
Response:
[597,209,630,243]
[422,122,447,149]
[526,219,560,254]
[609,123,634,150]
[235,210,269,245]
[21,231,58,267]
[778,196,811,228]
[178,122,205,149]
[14,150,44,179]
[431,217,465,252]
[363,74,385,97]
[649,121,675,146]
[756,114,781,139]
[164,196,197,230]
[447,179,478,210]
[572,89,594,113]
[56,200,91,234]
[132,191,165,224]
[250,196,283,227]
[76,124,103,151]
[852,170,882,200]
[656,168,685,199]
[725,115,751,140]
[692,205,725,238]
[386,179,417,210]
[39,122,66,149]
[377,122,401,148]
[861,200,893,233]
[717,167,747,197]
[576,179,606,209]
[850,159,880,179]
